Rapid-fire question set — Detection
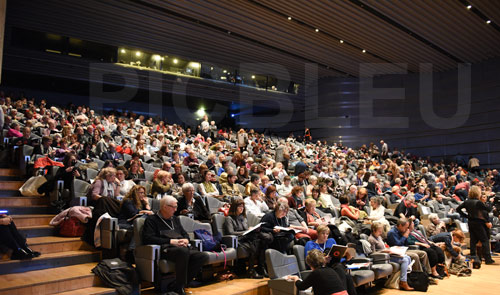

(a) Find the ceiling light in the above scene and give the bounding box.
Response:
[161,57,164,61]
[287,16,292,20]
[339,40,344,43]
[466,5,472,9]
[120,49,126,54]
[223,70,227,73]
[362,49,366,53]
[173,58,178,64]
[486,20,491,24]
[135,51,141,57]
[251,75,255,79]
[153,55,161,61]
[315,28,319,32]
[210,67,214,70]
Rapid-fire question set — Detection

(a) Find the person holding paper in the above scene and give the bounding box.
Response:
[368,222,414,291]
[223,199,270,279]
[407,220,445,279]
[260,202,294,253]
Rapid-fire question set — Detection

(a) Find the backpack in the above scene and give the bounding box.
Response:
[91,258,139,295]
[407,271,429,292]
[194,229,222,251]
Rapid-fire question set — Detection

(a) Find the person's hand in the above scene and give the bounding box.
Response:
[422,243,430,248]
[180,209,189,215]
[286,275,300,282]
[73,170,81,177]
[0,216,12,225]
[273,228,281,233]
[66,166,74,173]
[403,229,410,238]
[486,222,492,229]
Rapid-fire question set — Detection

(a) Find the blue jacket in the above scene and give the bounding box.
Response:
[387,227,408,246]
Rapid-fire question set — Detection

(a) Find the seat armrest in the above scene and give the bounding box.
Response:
[369,252,390,263]
[349,257,372,264]
[100,217,118,230]
[135,244,160,260]
[191,239,203,251]
[222,235,238,249]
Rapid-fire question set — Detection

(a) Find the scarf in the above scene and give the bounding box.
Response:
[203,181,216,193]
[101,179,115,198]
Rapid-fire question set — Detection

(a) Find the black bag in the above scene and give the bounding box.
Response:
[407,271,429,292]
[92,258,140,295]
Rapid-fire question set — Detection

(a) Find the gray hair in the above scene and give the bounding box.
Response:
[182,182,195,193]
[428,213,439,221]
[160,195,177,208]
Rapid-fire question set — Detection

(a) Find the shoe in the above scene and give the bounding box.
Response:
[249,269,263,279]
[11,249,32,260]
[23,246,41,258]
[399,281,414,291]
[428,278,438,285]
[430,273,443,280]
[256,266,269,278]
[485,259,496,265]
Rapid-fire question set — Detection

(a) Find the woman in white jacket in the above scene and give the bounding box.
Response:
[366,196,390,232]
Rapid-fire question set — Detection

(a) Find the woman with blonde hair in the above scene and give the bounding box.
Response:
[151,170,173,197]
[118,185,153,229]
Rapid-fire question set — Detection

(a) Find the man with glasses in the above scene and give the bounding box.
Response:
[143,195,208,295]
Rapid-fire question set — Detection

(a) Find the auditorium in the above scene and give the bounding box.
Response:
[1,0,500,295]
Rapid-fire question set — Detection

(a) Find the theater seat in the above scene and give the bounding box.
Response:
[133,218,175,282]
[265,248,312,295]
[178,216,237,265]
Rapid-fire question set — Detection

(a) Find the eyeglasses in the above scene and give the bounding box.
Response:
[167,205,178,209]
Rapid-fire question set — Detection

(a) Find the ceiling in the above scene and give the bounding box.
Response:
[134,0,500,79]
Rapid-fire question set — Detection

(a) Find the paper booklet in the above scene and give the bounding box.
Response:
[274,226,302,234]
[389,246,408,257]
[242,222,263,236]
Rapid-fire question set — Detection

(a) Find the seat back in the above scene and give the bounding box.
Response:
[207,196,224,215]
[293,245,307,272]
[123,153,132,162]
[213,214,226,235]
[73,179,91,197]
[87,168,99,181]
[247,212,261,227]
[179,215,212,240]
[93,158,105,170]
[134,217,146,248]
[265,249,301,279]
[145,171,155,182]
[235,183,245,195]
[417,224,427,239]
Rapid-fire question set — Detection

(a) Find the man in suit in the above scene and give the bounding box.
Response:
[101,142,123,163]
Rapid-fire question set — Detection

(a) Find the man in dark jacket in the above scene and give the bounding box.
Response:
[142,195,208,295]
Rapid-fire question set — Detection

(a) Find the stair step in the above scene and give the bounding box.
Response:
[54,287,116,295]
[0,263,105,295]
[3,205,56,215]
[0,250,101,275]
[19,225,58,238]
[0,196,49,207]
[27,236,90,254]
[0,181,25,190]
[12,214,55,227]
[0,175,24,181]
[0,190,22,197]
[0,168,21,177]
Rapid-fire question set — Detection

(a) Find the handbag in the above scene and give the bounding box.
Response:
[19,175,47,197]
[407,271,429,292]
[59,209,86,237]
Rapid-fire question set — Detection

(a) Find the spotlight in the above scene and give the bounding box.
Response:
[486,20,491,24]
[288,16,292,20]
[339,40,344,43]
[231,113,235,118]
[362,49,366,53]
[196,108,205,117]
[153,55,161,61]
[173,58,178,64]
[223,70,227,73]
[136,51,141,57]
[120,49,126,54]
[251,75,255,79]
[467,5,472,9]
[315,28,319,32]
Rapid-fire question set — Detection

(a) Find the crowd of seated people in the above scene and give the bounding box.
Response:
[1,93,499,294]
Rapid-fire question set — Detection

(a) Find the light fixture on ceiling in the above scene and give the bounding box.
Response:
[173,58,178,64]
[362,49,366,53]
[466,5,472,9]
[251,75,255,79]
[315,28,319,32]
[120,49,126,54]
[486,20,491,24]
[223,69,227,73]
[153,55,161,61]
[135,51,141,57]
[287,16,292,20]
[339,40,344,43]
[210,67,214,70]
